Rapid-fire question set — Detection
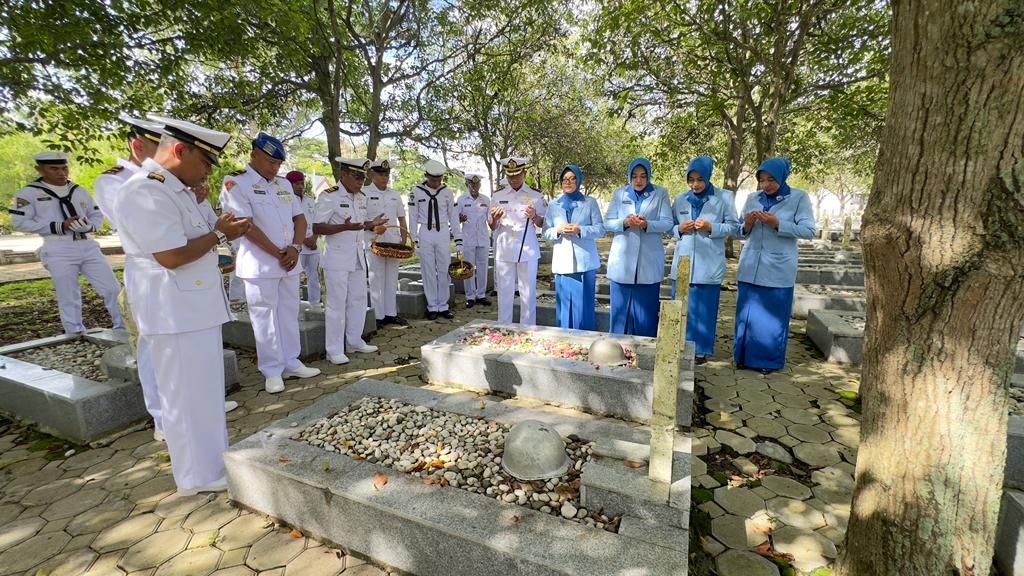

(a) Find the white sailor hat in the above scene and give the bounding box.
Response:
[464,173,481,184]
[119,114,164,143]
[33,151,68,165]
[147,114,231,166]
[423,159,447,177]
[500,156,529,176]
[335,157,371,174]
[369,159,391,172]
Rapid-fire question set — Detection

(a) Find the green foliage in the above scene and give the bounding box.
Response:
[692,487,714,504]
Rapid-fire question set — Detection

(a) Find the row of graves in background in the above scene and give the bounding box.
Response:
[223,301,696,574]
[789,235,1024,575]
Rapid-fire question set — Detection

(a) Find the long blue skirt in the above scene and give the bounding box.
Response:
[554,270,597,330]
[733,282,794,370]
[609,281,660,337]
[679,283,721,356]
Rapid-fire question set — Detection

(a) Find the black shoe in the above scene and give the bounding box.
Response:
[427,311,439,320]
[465,299,475,309]
[477,298,492,306]
[440,309,455,319]
[694,355,708,365]
[391,315,409,326]
[377,316,393,326]
[758,368,774,375]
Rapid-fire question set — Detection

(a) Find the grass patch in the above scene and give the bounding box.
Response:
[690,508,712,538]
[711,471,728,485]
[692,487,714,504]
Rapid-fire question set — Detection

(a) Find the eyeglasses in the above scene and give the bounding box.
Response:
[561,177,577,183]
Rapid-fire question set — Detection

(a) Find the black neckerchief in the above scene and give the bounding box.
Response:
[27,180,86,238]
[417,184,445,231]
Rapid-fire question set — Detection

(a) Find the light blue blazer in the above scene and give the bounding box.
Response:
[736,188,817,287]
[604,185,674,285]
[670,188,739,285]
[542,196,604,275]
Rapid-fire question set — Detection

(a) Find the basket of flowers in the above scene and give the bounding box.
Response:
[371,225,414,259]
[448,252,475,280]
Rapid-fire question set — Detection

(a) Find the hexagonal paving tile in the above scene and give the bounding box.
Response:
[155,493,213,519]
[128,474,178,504]
[344,565,387,576]
[786,424,831,444]
[1,466,64,499]
[714,487,766,518]
[91,512,162,553]
[20,477,85,506]
[0,516,45,553]
[766,497,827,530]
[715,430,756,454]
[23,547,98,576]
[0,504,23,526]
[830,426,860,448]
[153,546,222,576]
[183,499,241,532]
[772,525,838,570]
[216,515,274,551]
[710,514,768,550]
[283,546,346,576]
[81,452,138,483]
[778,408,821,425]
[211,566,255,576]
[61,447,116,470]
[105,460,162,492]
[793,443,842,467]
[67,499,136,536]
[0,529,72,573]
[761,476,812,500]
[812,483,854,506]
[716,549,780,576]
[118,528,190,572]
[245,530,306,571]
[43,486,109,521]
[707,411,744,430]
[741,402,784,417]
[744,417,788,439]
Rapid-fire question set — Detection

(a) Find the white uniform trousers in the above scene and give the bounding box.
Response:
[39,239,123,333]
[118,284,161,431]
[462,245,489,300]
[145,327,228,490]
[418,231,451,312]
[324,268,369,356]
[366,251,398,319]
[496,259,538,325]
[300,253,321,305]
[243,275,301,378]
[227,241,245,301]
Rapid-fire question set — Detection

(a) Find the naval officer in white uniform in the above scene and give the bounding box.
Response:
[93,115,164,230]
[220,133,321,393]
[114,116,250,495]
[408,159,461,320]
[456,173,491,308]
[314,157,386,365]
[488,157,546,325]
[363,159,409,326]
[9,152,124,334]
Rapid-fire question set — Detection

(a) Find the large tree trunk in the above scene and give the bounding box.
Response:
[834,1,1024,575]
[721,100,745,259]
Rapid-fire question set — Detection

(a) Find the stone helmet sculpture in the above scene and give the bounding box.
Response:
[501,420,571,481]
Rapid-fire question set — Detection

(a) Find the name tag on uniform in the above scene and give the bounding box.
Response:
[417,199,425,203]
[623,200,634,205]
[479,202,486,207]
[340,203,351,208]
[254,190,267,195]
[370,196,380,201]
[679,210,689,214]
[37,196,52,201]
[499,200,509,204]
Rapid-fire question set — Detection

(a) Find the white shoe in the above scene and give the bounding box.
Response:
[224,401,239,413]
[328,353,350,365]
[348,343,378,354]
[265,376,285,394]
[177,476,227,497]
[282,365,321,379]
[153,429,166,443]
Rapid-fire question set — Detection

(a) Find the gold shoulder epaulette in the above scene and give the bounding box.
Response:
[325,185,339,193]
[229,169,246,176]
[147,172,165,182]
[103,166,125,175]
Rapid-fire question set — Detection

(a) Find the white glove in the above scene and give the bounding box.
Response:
[68,218,91,233]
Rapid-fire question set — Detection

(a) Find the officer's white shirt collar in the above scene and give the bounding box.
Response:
[245,163,278,186]
[117,157,144,174]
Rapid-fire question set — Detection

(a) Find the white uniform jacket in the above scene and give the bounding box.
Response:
[456,192,491,249]
[363,185,405,244]
[10,179,103,239]
[491,185,547,263]
[114,158,231,335]
[315,185,366,272]
[93,158,142,229]
[220,165,303,279]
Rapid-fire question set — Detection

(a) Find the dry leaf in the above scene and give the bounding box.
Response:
[427,458,445,469]
[422,477,439,485]
[277,456,291,464]
[289,529,303,538]
[752,541,772,555]
[408,460,427,472]
[372,472,389,490]
[623,459,644,468]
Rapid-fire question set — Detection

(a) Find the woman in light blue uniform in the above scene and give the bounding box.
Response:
[733,157,816,373]
[604,157,674,336]
[670,156,739,364]
[543,164,604,330]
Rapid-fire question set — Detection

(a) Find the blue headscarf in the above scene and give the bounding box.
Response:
[626,157,654,208]
[756,156,792,211]
[556,164,584,220]
[685,155,715,219]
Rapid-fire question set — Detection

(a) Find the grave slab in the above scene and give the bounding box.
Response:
[1007,416,1024,490]
[224,378,689,576]
[222,306,376,359]
[795,267,864,287]
[995,489,1024,576]
[807,310,864,364]
[421,320,694,425]
[791,285,866,320]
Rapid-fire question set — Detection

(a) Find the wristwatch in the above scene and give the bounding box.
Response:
[288,243,302,252]
[213,230,228,245]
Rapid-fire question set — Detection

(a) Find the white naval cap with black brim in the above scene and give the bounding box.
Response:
[148,114,231,166]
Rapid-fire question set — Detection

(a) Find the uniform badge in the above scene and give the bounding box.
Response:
[325,185,339,193]
[224,179,236,191]
[229,169,246,176]
[147,172,165,182]
[254,190,266,195]
[103,166,125,175]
